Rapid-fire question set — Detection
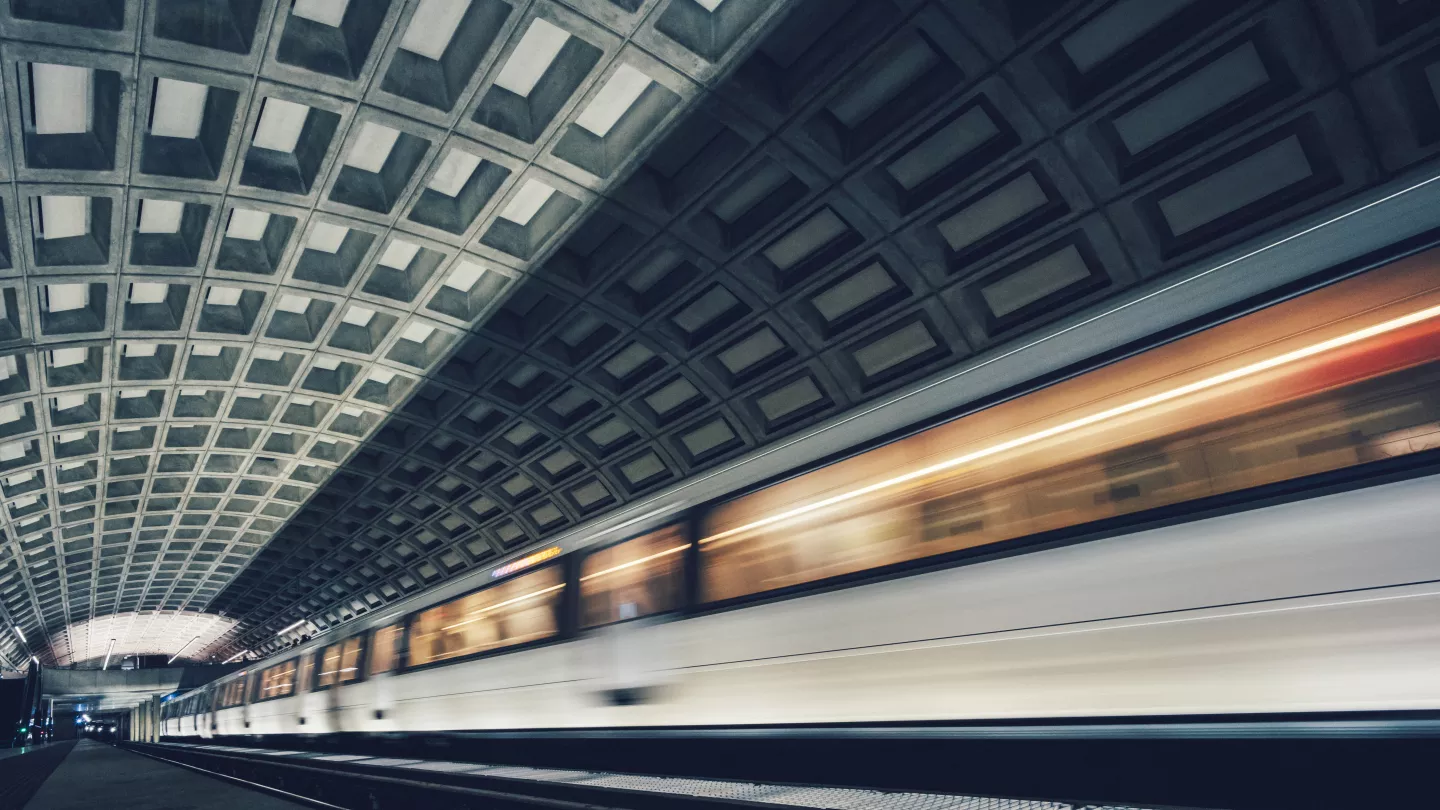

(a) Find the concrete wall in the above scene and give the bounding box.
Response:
[53,710,77,741]
[45,668,182,699]
[43,664,242,715]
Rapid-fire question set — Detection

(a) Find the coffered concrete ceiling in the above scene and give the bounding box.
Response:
[0,0,789,667]
[1,0,1439,668]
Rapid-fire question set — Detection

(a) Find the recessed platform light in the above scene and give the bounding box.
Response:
[428,149,481,197]
[276,295,311,314]
[151,78,209,140]
[227,210,271,241]
[207,287,243,307]
[308,223,349,253]
[292,0,350,27]
[129,283,170,305]
[401,322,435,344]
[31,63,92,135]
[253,98,310,153]
[499,179,555,226]
[399,0,470,60]
[37,197,89,241]
[138,200,185,234]
[575,65,653,137]
[494,19,570,98]
[444,261,485,292]
[345,122,401,174]
[379,240,420,269]
[45,285,88,314]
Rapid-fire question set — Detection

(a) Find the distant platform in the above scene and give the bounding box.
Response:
[22,740,309,809]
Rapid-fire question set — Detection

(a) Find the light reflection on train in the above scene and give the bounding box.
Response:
[164,255,1440,737]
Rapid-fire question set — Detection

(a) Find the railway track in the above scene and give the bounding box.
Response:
[126,741,1178,810]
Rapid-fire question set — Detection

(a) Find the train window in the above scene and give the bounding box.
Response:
[699,260,1440,602]
[298,648,315,692]
[227,677,247,708]
[408,565,564,667]
[579,525,687,627]
[369,625,400,675]
[317,636,364,688]
[339,636,363,683]
[255,659,298,701]
[218,679,236,708]
[317,644,340,689]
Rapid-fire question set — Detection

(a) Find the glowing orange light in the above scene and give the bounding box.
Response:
[490,545,562,578]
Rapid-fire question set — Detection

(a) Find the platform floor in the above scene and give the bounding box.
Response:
[23,740,310,809]
[0,741,73,807]
[0,741,64,761]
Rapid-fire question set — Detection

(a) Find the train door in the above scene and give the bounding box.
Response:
[298,649,324,731]
[345,625,398,730]
[584,614,675,709]
[202,686,215,739]
[575,527,687,713]
[366,625,401,727]
[242,670,256,731]
[318,636,364,733]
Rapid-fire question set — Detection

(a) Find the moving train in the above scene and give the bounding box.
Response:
[163,254,1440,739]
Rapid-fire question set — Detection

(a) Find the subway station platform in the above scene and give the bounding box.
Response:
[10,740,308,809]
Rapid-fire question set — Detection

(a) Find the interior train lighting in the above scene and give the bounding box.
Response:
[441,583,566,632]
[700,301,1440,548]
[579,544,689,582]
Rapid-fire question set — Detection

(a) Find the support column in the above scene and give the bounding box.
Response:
[150,695,161,742]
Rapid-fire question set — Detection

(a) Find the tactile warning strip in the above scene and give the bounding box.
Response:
[159,742,1168,810]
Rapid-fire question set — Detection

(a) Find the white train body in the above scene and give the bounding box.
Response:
[164,264,1440,739]
[165,475,1440,738]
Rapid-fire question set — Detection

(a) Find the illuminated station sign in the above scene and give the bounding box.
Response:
[490,546,561,579]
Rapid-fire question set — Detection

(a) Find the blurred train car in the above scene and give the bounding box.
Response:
[162,254,1440,739]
